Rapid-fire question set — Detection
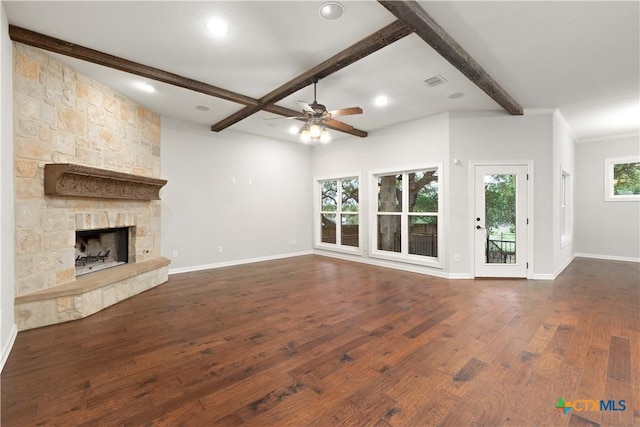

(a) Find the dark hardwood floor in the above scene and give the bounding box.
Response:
[2,255,639,426]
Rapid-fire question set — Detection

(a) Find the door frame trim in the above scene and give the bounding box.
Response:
[468,160,534,279]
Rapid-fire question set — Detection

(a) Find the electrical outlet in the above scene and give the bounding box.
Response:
[172,250,178,258]
[231,178,236,185]
[290,239,297,245]
[454,254,460,262]
[218,246,224,253]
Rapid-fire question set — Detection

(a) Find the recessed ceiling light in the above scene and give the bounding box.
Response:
[448,92,464,99]
[373,95,388,107]
[207,17,228,37]
[319,2,345,21]
[137,82,155,93]
[195,105,210,111]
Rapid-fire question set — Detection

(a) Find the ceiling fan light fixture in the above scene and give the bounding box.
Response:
[319,2,345,21]
[300,128,311,143]
[320,129,331,143]
[309,124,322,138]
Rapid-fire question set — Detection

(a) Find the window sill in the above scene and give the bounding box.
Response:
[604,195,640,202]
[369,250,443,269]
[314,243,362,256]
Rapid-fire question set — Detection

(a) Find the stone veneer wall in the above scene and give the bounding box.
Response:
[13,43,167,330]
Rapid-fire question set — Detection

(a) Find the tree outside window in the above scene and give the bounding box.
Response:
[375,168,439,260]
[605,157,640,201]
[319,177,359,248]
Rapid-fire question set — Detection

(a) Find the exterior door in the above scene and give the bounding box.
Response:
[474,164,528,278]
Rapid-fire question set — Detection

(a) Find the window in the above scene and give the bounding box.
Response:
[605,156,640,201]
[560,169,572,246]
[372,166,442,267]
[317,177,359,250]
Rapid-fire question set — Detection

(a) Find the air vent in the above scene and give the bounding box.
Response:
[424,75,447,87]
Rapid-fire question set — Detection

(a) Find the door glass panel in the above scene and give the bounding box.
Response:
[484,174,516,264]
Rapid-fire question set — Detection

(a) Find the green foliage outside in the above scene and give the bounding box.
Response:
[321,179,359,225]
[614,162,640,195]
[409,171,438,217]
[484,174,515,236]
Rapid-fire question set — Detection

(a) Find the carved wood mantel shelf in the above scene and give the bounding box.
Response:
[44,163,167,200]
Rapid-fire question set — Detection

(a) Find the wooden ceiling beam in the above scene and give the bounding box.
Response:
[9,25,259,106]
[9,24,368,138]
[210,20,413,133]
[377,1,523,115]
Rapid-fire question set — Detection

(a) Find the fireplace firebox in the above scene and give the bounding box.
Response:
[75,227,129,276]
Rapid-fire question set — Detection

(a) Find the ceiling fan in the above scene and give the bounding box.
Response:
[271,78,363,143]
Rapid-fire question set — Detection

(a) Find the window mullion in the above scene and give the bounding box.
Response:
[401,172,409,255]
[336,179,342,246]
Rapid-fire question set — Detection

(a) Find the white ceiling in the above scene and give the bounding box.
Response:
[4,1,639,144]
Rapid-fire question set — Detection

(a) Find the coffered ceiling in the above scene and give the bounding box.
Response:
[4,1,639,143]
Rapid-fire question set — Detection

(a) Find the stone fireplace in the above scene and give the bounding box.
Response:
[13,43,170,330]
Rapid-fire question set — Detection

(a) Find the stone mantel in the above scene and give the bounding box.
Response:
[44,163,167,200]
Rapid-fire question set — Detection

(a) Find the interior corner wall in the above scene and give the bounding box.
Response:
[448,112,555,278]
[575,135,640,260]
[1,4,17,369]
[311,113,450,276]
[160,117,313,273]
[552,112,576,274]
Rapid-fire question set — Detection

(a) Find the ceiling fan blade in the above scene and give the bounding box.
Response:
[328,107,363,117]
[324,118,355,132]
[263,115,306,120]
[296,101,315,114]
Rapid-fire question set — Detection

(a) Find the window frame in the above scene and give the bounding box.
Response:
[315,175,361,254]
[604,156,640,202]
[560,168,572,247]
[370,163,443,268]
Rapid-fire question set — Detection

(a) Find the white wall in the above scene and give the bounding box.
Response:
[161,117,313,273]
[449,111,555,278]
[575,135,640,261]
[0,4,17,371]
[312,111,561,278]
[552,111,576,274]
[312,113,451,276]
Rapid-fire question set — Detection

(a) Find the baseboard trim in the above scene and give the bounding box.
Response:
[0,323,18,373]
[575,253,640,263]
[551,254,576,279]
[313,249,473,280]
[168,251,314,275]
[531,274,556,280]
